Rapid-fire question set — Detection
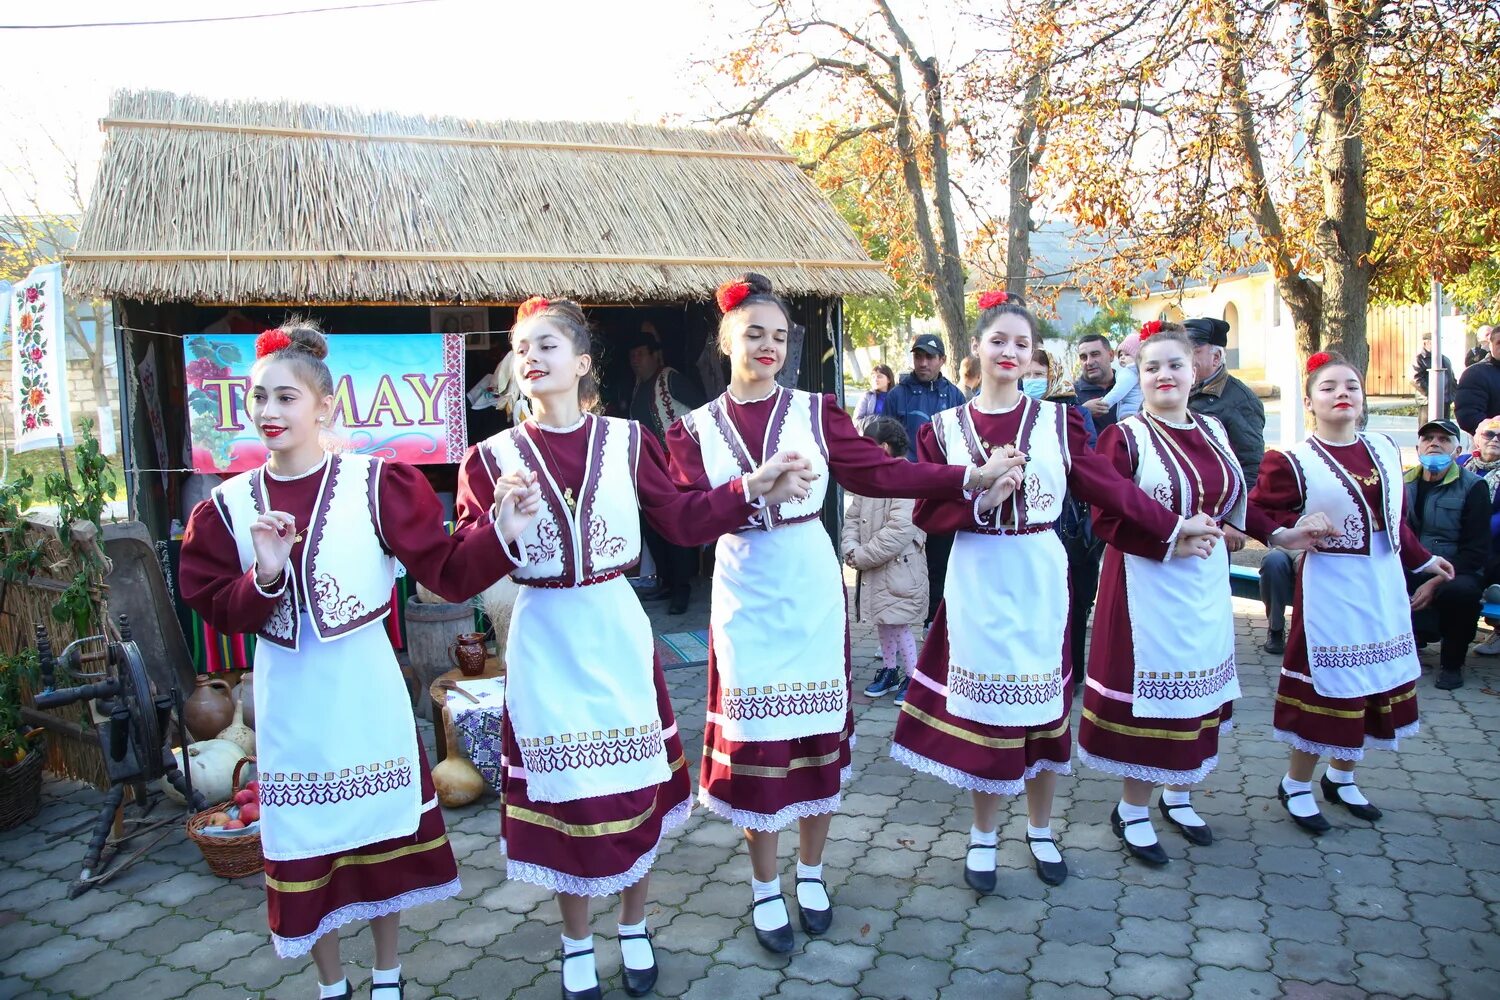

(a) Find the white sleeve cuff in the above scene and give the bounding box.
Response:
[493,519,531,567]
[251,565,289,598]
[1414,555,1438,574]
[1160,516,1185,563]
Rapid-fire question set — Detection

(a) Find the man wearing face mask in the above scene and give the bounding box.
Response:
[1404,419,1489,690]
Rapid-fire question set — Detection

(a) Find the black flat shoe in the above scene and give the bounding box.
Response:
[1263,629,1285,656]
[1158,801,1214,846]
[1277,783,1331,833]
[1111,806,1169,866]
[963,843,997,894]
[559,948,603,1000]
[751,894,795,954]
[1026,836,1068,886]
[370,981,404,1000]
[619,929,658,997]
[1321,774,1382,822]
[795,877,832,935]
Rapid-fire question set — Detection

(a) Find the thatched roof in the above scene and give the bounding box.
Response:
[67,90,889,305]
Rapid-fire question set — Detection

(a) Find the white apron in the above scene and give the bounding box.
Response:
[1291,434,1419,698]
[482,416,670,803]
[254,616,421,861]
[503,576,669,802]
[1302,530,1419,698]
[710,519,847,742]
[1119,414,1242,718]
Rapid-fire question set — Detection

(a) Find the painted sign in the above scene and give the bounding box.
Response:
[184,333,467,473]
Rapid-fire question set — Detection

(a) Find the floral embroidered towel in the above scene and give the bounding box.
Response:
[11,263,73,453]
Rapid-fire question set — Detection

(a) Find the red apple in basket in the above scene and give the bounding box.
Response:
[223,819,246,830]
[239,802,260,823]
[234,788,256,806]
[207,811,231,827]
[244,780,260,796]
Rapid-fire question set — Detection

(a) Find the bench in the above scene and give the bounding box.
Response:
[1229,564,1261,601]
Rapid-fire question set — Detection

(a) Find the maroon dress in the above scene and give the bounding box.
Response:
[667,392,966,829]
[1251,444,1430,757]
[1079,416,1277,784]
[454,418,757,892]
[181,460,510,956]
[890,404,1181,795]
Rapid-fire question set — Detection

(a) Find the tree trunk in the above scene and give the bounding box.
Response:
[1006,72,1045,296]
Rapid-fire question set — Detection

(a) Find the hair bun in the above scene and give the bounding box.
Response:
[273,315,329,360]
[741,272,773,296]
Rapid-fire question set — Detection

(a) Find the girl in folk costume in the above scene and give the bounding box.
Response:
[666,274,1021,952]
[1078,325,1329,865]
[453,297,809,1000]
[181,321,539,1000]
[889,293,1224,894]
[1250,352,1454,832]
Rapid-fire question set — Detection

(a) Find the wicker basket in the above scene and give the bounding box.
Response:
[0,735,47,832]
[187,757,264,879]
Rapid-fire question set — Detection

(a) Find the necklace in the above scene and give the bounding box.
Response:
[530,420,579,512]
[1350,467,1381,488]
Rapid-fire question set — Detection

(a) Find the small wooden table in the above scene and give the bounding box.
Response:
[429,658,503,763]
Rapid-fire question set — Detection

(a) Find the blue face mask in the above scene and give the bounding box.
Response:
[1021,377,1048,399]
[1419,452,1454,475]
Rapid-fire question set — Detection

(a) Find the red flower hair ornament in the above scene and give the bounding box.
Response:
[1138,319,1163,340]
[516,296,551,323]
[1305,351,1334,374]
[255,329,292,359]
[976,290,1009,310]
[716,281,753,313]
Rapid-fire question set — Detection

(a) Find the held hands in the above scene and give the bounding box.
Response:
[977,466,1025,515]
[248,512,298,586]
[750,450,819,506]
[1426,555,1456,582]
[1172,512,1226,560]
[1410,576,1444,611]
[494,470,543,545]
[1274,512,1335,552]
[969,445,1027,493]
[1223,525,1248,554]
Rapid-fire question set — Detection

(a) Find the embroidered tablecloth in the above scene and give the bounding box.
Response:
[450,678,506,793]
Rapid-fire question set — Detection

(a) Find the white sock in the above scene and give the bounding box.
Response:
[967,825,998,872]
[796,859,829,910]
[560,934,597,993]
[1161,789,1206,827]
[751,876,788,932]
[617,920,653,972]
[1326,767,1371,805]
[1117,800,1158,848]
[318,980,349,999]
[371,966,400,987]
[1026,823,1062,864]
[1281,775,1322,818]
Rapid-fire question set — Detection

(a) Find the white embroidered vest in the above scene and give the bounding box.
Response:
[688,388,830,530]
[932,398,1068,529]
[479,416,643,585]
[212,453,396,651]
[1119,413,1246,525]
[1288,433,1404,556]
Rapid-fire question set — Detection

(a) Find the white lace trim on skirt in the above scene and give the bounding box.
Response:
[272,877,461,959]
[501,798,691,897]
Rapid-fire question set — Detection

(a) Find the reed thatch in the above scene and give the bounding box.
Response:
[67,90,890,305]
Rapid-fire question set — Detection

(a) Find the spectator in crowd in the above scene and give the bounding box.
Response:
[1457,414,1500,655]
[1075,334,1120,429]
[1185,317,1266,487]
[1466,325,1494,369]
[1405,419,1489,690]
[855,363,895,423]
[883,332,968,626]
[1259,548,1299,656]
[960,355,982,400]
[1455,324,1500,434]
[1413,332,1458,417]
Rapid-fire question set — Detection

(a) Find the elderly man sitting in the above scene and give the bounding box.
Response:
[1406,419,1490,690]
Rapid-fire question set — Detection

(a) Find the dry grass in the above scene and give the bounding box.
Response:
[67,89,891,304]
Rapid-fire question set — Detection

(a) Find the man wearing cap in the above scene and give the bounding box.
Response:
[1405,418,1489,690]
[882,333,968,639]
[1465,325,1494,369]
[627,322,705,614]
[1185,317,1266,486]
[1455,324,1500,434]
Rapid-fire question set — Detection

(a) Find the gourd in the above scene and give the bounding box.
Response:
[160,739,251,805]
[431,756,485,807]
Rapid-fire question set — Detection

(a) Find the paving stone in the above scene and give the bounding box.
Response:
[1191,965,1283,998]
[441,954,543,999]
[784,939,876,985]
[1108,951,1196,999]
[951,929,1038,975]
[767,979,858,1000]
[678,963,783,1000]
[162,928,266,975]
[851,953,952,1000]
[1027,940,1115,988]
[1263,904,1346,944]
[1112,914,1194,958]
[0,919,61,962]
[1332,883,1413,920]
[1038,904,1119,946]
[943,967,1029,999]
[210,945,296,993]
[133,870,226,909]
[42,945,154,996]
[400,937,482,987]
[1193,928,1275,971]
[1190,894,1268,932]
[1280,984,1367,1000]
[1421,925,1500,972]
[1353,952,1449,999]
[1270,939,1358,985]
[2,934,107,981]
[1408,892,1492,932]
[966,894,1049,936]
[880,914,964,960]
[110,964,214,1000]
[1116,885,1194,921]
[426,903,525,947]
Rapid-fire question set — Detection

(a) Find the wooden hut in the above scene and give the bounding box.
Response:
[67,89,889,541]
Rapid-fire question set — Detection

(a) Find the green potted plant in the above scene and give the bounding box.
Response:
[0,470,47,830]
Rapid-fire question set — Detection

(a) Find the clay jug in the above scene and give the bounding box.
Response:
[184,677,235,742]
[448,632,487,678]
[235,673,256,730]
[217,699,256,756]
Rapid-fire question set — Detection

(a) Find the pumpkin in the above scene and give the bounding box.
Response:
[431,757,486,807]
[160,739,252,806]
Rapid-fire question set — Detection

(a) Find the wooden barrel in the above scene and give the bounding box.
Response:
[404,596,474,720]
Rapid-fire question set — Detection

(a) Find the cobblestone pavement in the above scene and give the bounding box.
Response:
[3,591,1499,1000]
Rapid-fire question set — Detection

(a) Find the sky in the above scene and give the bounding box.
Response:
[0,0,737,215]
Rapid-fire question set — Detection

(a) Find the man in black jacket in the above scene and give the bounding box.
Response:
[1465,325,1493,369]
[1405,419,1489,690]
[1185,317,1266,486]
[1456,325,1500,434]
